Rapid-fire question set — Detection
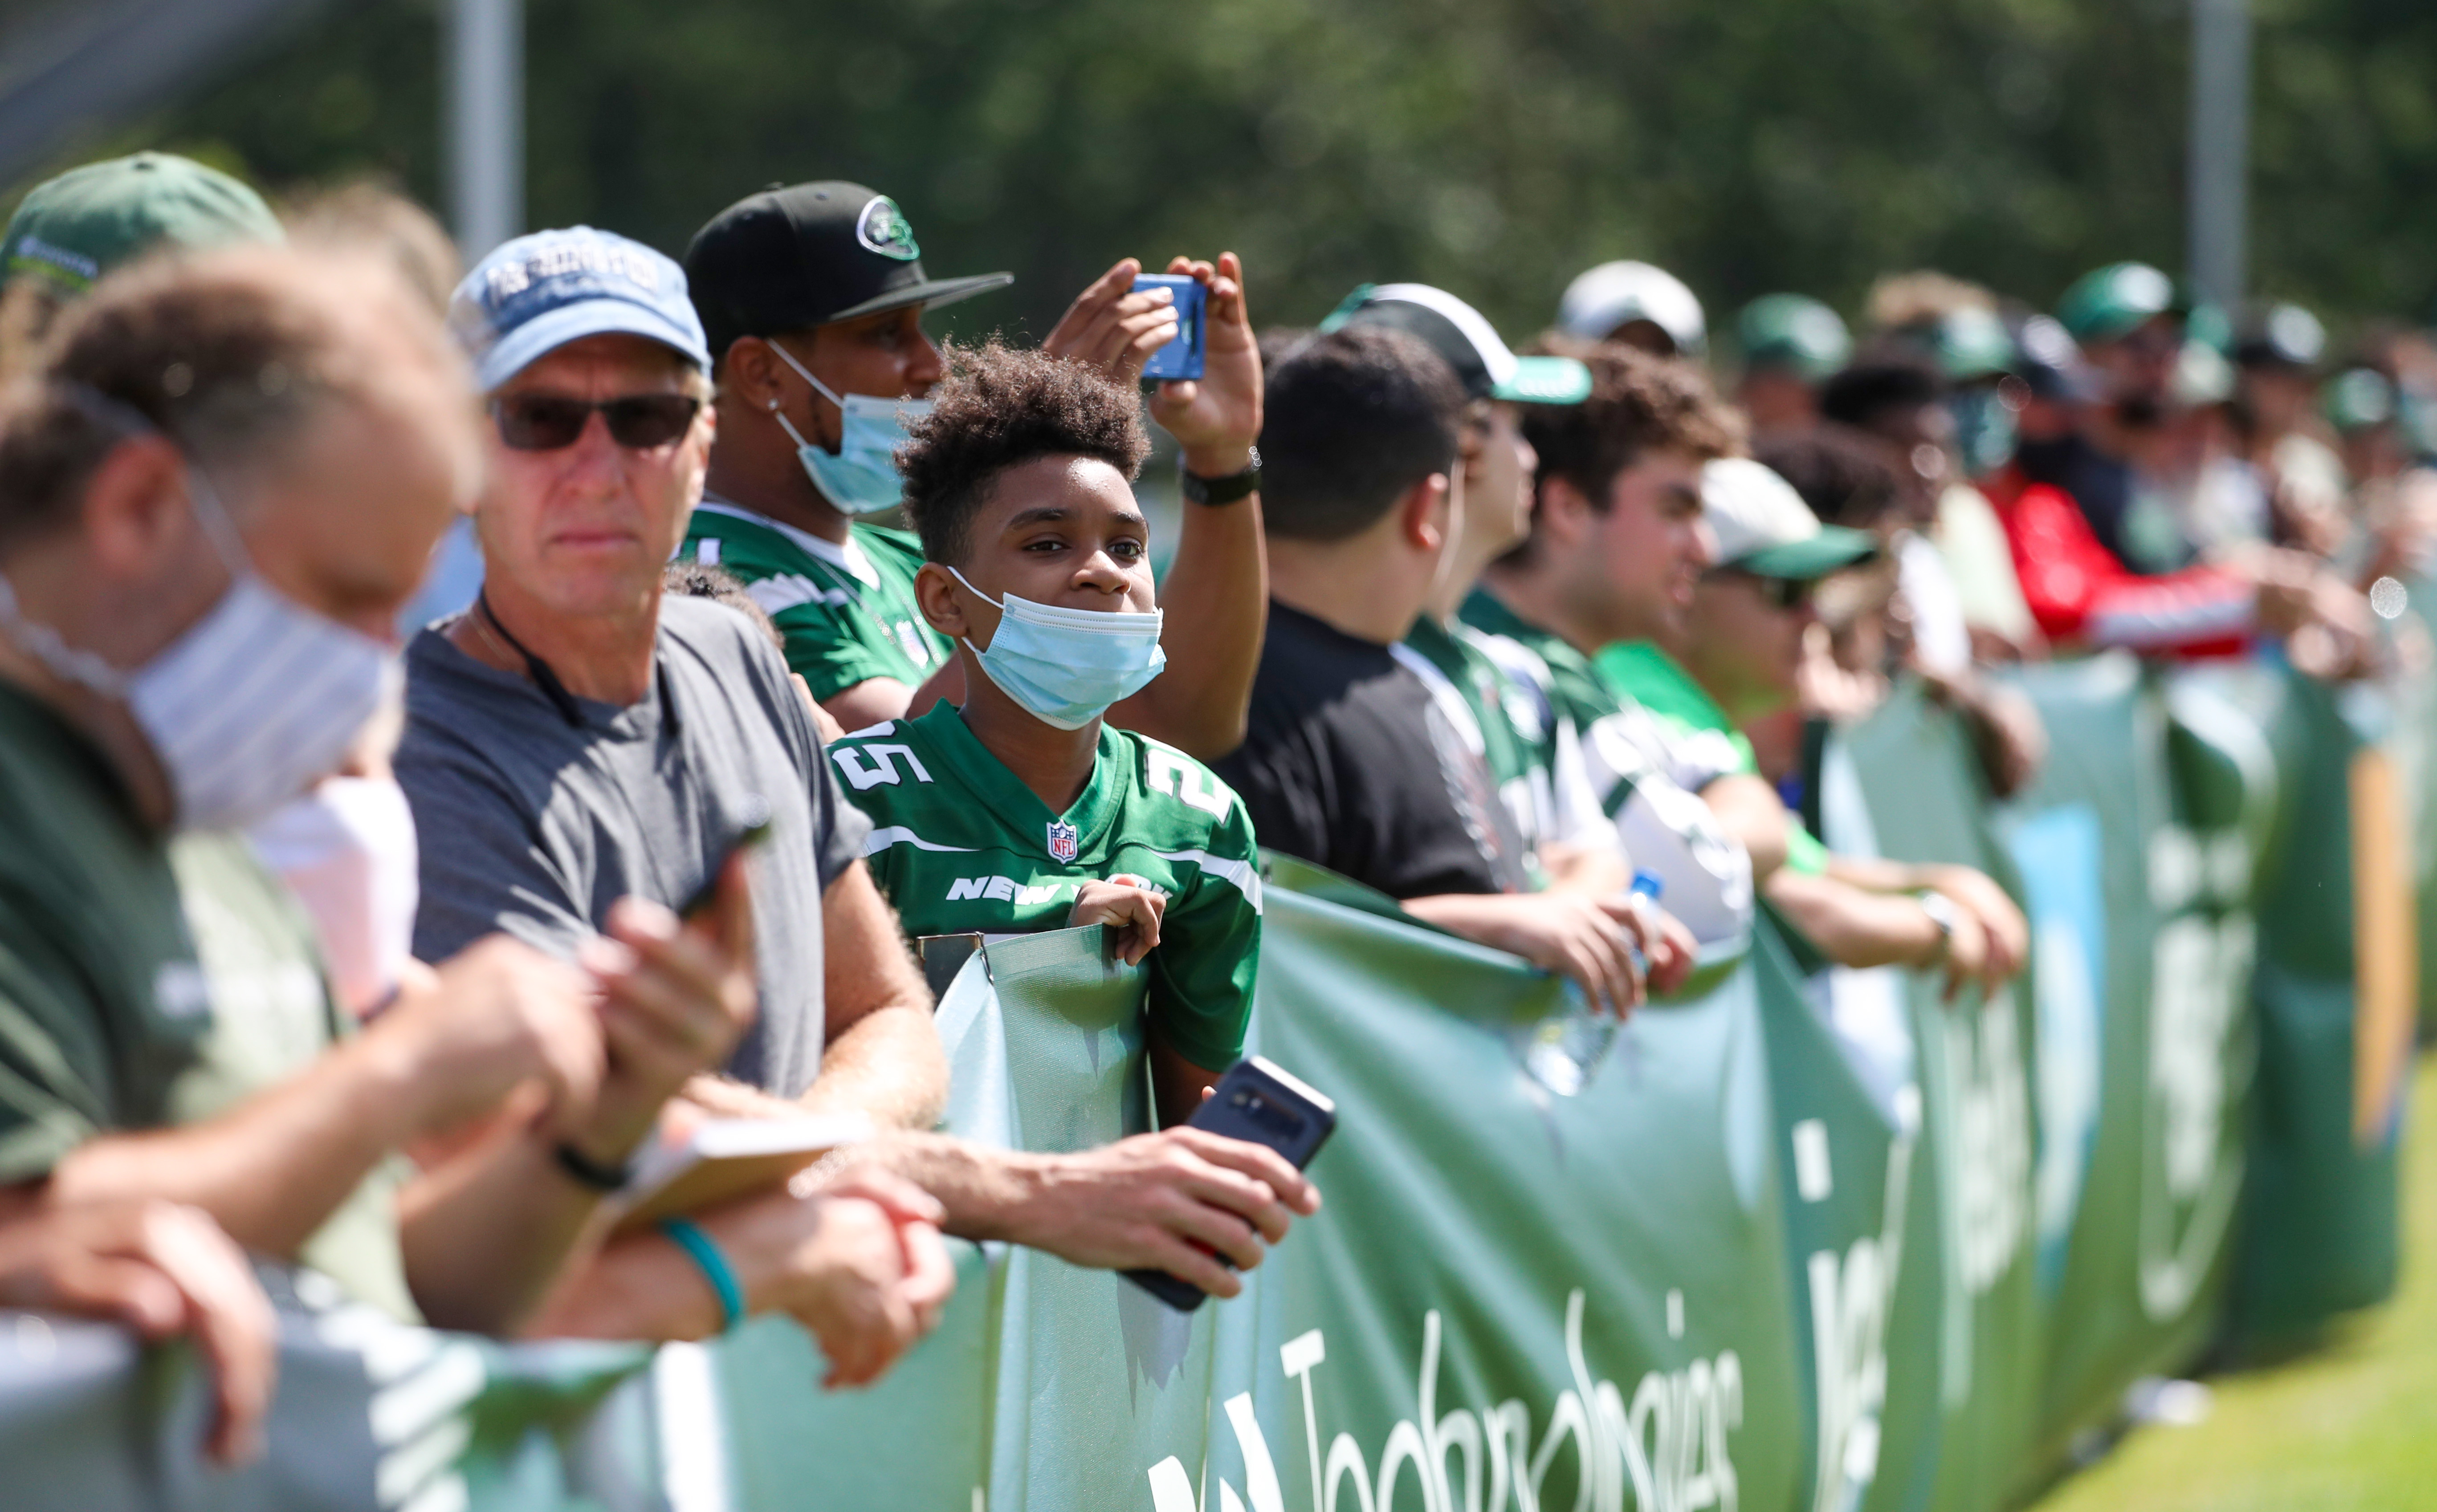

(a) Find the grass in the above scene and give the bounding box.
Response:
[2027,1054,2437,1512]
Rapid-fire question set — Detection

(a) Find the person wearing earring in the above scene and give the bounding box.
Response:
[677,181,1267,758]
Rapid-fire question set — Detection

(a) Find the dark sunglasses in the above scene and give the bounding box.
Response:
[489,392,702,451]
[1710,568,1815,611]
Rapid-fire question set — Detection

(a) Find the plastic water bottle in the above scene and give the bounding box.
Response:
[1525,870,1664,1097]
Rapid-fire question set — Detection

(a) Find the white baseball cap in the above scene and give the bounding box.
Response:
[1701,457,1878,579]
[1557,260,1707,355]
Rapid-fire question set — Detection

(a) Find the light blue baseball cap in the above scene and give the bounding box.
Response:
[448,225,710,392]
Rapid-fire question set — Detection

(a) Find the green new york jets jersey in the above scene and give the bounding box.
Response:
[830,702,1261,1072]
[681,497,951,702]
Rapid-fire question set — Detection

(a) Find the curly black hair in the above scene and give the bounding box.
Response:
[896,341,1149,565]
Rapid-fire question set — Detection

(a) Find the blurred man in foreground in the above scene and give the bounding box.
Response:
[0,244,750,1337]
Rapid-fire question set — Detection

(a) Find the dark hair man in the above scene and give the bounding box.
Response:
[678,182,1266,756]
[1332,284,1687,942]
[0,244,742,1337]
[1216,327,1679,1014]
[396,228,951,1373]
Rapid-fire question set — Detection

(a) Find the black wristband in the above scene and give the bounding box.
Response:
[1179,447,1261,506]
[553,1141,633,1192]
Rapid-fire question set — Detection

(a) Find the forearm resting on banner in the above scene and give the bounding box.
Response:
[1699,773,1791,880]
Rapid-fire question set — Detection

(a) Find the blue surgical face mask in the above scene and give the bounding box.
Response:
[767,341,931,515]
[946,567,1166,730]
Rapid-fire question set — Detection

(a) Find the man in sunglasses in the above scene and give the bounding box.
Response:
[677,182,1267,757]
[396,228,955,1373]
[1658,457,2026,1001]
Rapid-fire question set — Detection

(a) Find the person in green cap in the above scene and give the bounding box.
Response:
[1734,293,1850,435]
[0,151,283,374]
[2033,261,2195,572]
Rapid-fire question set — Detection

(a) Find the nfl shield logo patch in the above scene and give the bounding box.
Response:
[1046,821,1080,862]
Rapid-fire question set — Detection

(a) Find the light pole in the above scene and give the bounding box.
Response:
[2188,0,2252,310]
[447,0,522,260]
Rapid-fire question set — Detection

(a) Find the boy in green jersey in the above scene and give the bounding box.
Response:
[834,341,1264,1124]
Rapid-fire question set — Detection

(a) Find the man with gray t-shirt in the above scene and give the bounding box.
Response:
[396,227,958,1369]
[403,592,863,1097]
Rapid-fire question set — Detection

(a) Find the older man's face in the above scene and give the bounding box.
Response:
[478,332,714,620]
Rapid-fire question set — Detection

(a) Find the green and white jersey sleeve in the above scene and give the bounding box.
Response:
[681,500,951,702]
[831,703,1262,1071]
[1459,592,1754,944]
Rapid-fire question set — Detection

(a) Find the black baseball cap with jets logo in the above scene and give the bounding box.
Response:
[682,180,1012,366]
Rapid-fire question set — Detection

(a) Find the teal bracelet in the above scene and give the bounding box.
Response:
[659,1216,746,1334]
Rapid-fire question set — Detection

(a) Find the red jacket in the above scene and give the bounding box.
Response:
[1982,468,2253,656]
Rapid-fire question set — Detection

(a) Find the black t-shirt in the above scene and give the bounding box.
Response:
[1214,601,1526,900]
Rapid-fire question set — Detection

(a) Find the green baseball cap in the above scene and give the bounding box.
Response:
[2322,368,2395,433]
[1736,294,1850,381]
[2055,261,2188,346]
[1929,306,2014,381]
[1702,457,1879,580]
[1,152,283,294]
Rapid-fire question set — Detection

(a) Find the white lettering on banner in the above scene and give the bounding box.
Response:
[1931,989,2031,1410]
[1804,1122,1916,1512]
[1148,748,1236,820]
[2136,822,2253,1322]
[298,1273,482,1512]
[831,743,933,790]
[1198,1293,1744,1512]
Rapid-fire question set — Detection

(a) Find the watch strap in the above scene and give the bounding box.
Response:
[1180,448,1261,506]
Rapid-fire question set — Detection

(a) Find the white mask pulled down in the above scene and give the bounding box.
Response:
[246,774,420,1018]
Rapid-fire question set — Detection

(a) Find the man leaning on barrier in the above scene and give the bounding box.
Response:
[394,228,952,1378]
[0,244,753,1338]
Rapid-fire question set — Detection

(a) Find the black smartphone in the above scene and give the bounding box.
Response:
[1125,1055,1337,1311]
[678,819,772,923]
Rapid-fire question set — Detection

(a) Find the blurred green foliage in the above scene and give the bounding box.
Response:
[30,0,2437,344]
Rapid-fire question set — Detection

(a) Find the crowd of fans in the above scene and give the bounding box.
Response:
[0,148,2421,1461]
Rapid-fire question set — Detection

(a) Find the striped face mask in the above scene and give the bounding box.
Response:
[0,459,396,833]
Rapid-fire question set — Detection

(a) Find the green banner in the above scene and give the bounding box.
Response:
[0,658,2413,1512]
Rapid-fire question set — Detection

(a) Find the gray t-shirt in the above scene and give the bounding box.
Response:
[396,596,869,1097]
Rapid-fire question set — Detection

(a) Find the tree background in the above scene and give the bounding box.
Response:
[16,0,2437,350]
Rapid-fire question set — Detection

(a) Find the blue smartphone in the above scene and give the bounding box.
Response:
[1124,1056,1336,1311]
[1132,272,1206,382]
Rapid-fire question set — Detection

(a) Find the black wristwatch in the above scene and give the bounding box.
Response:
[1179,447,1261,506]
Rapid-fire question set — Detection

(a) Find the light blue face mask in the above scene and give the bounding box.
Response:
[947,567,1166,730]
[1949,385,2018,480]
[767,341,932,515]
